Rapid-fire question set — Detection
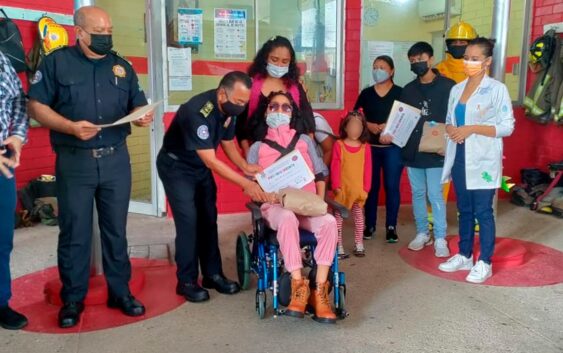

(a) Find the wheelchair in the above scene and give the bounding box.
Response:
[235,199,349,320]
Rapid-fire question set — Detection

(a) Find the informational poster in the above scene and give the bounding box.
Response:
[167,47,192,91]
[214,8,247,59]
[367,41,394,62]
[178,8,203,44]
[361,40,416,88]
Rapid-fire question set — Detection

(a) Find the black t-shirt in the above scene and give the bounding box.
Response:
[162,89,235,168]
[399,72,456,168]
[354,84,403,145]
[27,45,147,148]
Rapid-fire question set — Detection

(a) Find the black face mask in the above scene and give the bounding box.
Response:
[410,61,429,77]
[221,100,246,117]
[86,32,113,55]
[447,44,467,59]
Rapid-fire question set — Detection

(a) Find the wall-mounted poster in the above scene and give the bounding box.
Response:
[214,8,247,59]
[178,8,203,44]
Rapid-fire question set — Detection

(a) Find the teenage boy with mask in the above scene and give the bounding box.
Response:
[381,42,455,257]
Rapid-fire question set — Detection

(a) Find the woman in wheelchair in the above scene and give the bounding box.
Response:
[246,91,339,324]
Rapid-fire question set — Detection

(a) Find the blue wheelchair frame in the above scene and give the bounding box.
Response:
[236,200,349,320]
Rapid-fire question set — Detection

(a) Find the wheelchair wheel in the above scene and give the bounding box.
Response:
[278,272,292,307]
[236,232,251,290]
[256,290,266,319]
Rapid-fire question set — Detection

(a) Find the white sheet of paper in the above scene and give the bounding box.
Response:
[167,47,192,77]
[256,150,315,193]
[382,100,421,147]
[169,76,192,91]
[96,100,163,128]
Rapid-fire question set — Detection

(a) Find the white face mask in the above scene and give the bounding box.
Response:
[266,63,289,78]
[266,112,291,128]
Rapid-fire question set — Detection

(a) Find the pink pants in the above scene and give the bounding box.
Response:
[260,203,338,272]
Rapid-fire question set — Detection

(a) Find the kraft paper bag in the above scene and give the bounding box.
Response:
[279,188,327,217]
[419,121,446,155]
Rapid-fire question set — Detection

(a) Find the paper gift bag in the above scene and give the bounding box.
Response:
[418,121,446,155]
[279,188,327,217]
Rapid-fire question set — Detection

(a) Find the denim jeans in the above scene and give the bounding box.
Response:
[364,145,403,230]
[407,167,447,239]
[0,171,16,307]
[451,144,496,264]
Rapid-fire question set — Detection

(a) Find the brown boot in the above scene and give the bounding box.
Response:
[309,281,337,324]
[285,278,310,318]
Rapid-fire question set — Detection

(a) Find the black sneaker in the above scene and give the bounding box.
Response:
[0,306,28,330]
[363,227,375,240]
[386,226,399,243]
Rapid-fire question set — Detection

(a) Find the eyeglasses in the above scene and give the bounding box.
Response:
[268,102,293,113]
[347,110,363,117]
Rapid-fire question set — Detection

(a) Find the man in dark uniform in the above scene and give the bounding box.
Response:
[158,71,271,303]
[27,6,153,328]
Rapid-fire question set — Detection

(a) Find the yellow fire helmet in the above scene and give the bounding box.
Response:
[38,16,69,55]
[446,21,477,41]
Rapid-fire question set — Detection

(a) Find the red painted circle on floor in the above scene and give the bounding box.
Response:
[11,259,185,333]
[399,236,563,287]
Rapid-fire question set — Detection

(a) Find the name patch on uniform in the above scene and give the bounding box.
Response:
[197,125,210,140]
[223,117,232,128]
[30,71,43,84]
[200,101,214,118]
[113,65,126,78]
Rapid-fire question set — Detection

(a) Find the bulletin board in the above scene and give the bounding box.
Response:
[360,40,417,90]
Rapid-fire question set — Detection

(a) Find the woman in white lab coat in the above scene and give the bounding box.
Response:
[438,37,515,284]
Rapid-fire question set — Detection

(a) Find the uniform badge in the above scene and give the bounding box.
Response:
[223,117,232,128]
[197,125,210,140]
[30,71,43,84]
[113,65,126,78]
[200,101,214,118]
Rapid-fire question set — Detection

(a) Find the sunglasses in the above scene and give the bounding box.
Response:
[268,102,293,113]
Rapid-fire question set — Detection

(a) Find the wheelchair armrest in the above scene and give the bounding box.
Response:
[325,198,350,219]
[246,202,263,221]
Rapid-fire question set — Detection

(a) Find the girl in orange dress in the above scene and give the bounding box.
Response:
[331,111,372,258]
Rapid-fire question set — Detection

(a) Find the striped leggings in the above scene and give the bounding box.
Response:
[335,202,364,247]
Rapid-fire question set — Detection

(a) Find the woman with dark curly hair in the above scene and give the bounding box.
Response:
[236,36,315,155]
[246,91,337,324]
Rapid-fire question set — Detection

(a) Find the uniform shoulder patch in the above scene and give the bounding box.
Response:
[197,125,210,140]
[200,101,214,118]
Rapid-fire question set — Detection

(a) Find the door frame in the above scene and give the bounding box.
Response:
[128,0,167,216]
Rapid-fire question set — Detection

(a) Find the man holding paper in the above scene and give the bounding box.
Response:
[27,6,152,328]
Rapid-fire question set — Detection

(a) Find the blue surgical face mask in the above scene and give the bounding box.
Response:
[266,112,291,128]
[266,63,289,78]
[372,68,390,84]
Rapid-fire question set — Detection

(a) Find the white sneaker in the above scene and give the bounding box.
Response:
[434,238,450,258]
[466,260,493,284]
[407,233,432,251]
[438,254,473,272]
